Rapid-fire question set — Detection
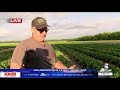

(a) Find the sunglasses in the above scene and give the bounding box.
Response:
[36,27,49,33]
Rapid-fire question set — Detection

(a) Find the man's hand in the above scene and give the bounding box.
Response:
[69,65,76,69]
[10,62,24,69]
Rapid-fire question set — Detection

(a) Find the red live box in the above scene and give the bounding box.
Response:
[9,18,22,23]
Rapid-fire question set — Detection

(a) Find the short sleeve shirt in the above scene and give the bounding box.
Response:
[10,37,58,69]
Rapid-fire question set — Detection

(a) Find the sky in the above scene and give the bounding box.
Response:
[1,12,120,41]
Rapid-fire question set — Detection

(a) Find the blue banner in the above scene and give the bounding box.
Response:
[0,69,98,78]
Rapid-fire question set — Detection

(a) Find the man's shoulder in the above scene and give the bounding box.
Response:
[18,37,32,46]
[23,37,32,42]
[45,42,54,49]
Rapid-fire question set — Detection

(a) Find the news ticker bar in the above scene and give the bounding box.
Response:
[0,69,98,78]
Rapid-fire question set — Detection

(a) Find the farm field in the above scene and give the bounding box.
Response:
[1,40,120,78]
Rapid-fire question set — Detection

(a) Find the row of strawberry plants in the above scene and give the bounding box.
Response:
[84,47,120,57]
[52,41,120,77]
[0,58,10,69]
[64,41,120,52]
[68,43,120,59]
[77,43,120,52]
[0,50,13,62]
[67,44,120,57]
[69,45,120,71]
[0,50,13,68]
[57,44,120,78]
[54,44,103,70]
[63,44,120,68]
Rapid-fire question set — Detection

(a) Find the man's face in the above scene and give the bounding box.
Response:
[32,27,48,42]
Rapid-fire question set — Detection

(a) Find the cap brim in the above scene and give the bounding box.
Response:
[36,24,50,29]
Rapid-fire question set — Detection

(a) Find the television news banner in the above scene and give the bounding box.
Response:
[0,18,113,78]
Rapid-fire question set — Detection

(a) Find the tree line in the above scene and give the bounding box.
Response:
[69,31,120,41]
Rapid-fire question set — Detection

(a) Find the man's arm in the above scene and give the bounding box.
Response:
[54,60,68,69]
[10,42,26,69]
[54,60,76,69]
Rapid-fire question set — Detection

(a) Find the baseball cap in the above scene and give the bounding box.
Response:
[32,17,50,29]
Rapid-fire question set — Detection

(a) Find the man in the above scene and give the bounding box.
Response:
[10,17,76,69]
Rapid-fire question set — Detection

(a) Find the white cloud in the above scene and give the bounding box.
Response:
[1,12,120,41]
[0,29,9,36]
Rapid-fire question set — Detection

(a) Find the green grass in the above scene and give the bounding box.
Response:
[0,43,18,46]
